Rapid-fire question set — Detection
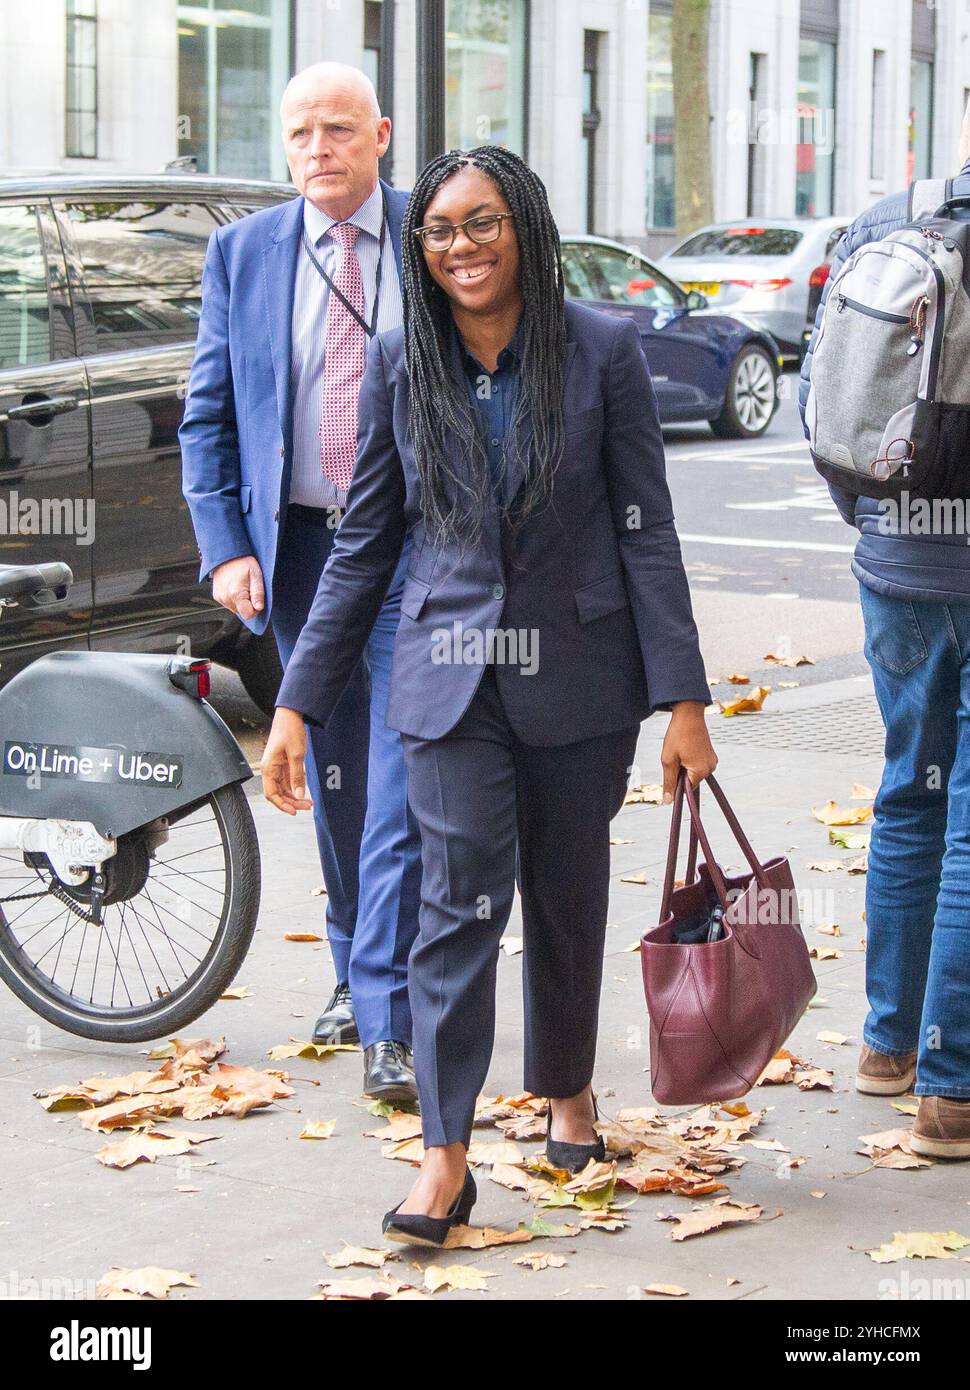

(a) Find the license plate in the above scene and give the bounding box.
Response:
[681,281,720,296]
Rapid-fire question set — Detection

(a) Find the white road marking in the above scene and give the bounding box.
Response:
[680,533,855,554]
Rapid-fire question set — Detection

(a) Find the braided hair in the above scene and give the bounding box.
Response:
[400,145,567,550]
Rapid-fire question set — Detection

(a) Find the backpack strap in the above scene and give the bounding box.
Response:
[908,177,952,223]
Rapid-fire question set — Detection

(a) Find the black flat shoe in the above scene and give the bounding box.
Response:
[313,983,359,1046]
[363,1040,418,1104]
[545,1094,606,1174]
[382,1168,477,1248]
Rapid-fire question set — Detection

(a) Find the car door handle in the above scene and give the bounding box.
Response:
[6,394,80,422]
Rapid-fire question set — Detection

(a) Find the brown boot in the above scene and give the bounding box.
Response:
[910,1096,970,1159]
[855,1045,917,1096]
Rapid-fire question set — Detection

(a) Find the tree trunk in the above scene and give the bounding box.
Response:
[671,0,713,240]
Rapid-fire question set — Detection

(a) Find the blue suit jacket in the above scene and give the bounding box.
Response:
[179,180,409,636]
[277,300,710,747]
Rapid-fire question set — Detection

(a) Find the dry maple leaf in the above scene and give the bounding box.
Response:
[366,1111,424,1142]
[284,932,323,942]
[812,800,873,826]
[660,1197,764,1241]
[220,984,253,1000]
[810,946,845,961]
[316,1274,420,1300]
[514,1252,566,1270]
[763,653,814,668]
[794,1067,834,1091]
[423,1263,495,1293]
[445,1223,534,1249]
[624,783,665,805]
[97,1266,198,1300]
[867,1231,970,1264]
[719,686,770,717]
[857,1129,931,1170]
[466,1139,525,1167]
[326,1245,391,1270]
[95,1130,212,1169]
[147,1036,226,1062]
[300,1120,336,1140]
[726,673,750,684]
[644,1283,689,1296]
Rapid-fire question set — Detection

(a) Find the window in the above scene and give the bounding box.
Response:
[561,243,682,309]
[65,0,97,159]
[909,59,934,182]
[0,206,51,371]
[646,10,674,230]
[177,1,291,181]
[64,202,218,350]
[796,39,836,217]
[871,50,888,182]
[446,0,527,154]
[580,31,602,235]
[363,0,382,91]
[671,227,803,257]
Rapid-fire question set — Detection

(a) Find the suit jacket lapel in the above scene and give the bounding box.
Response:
[381,178,407,284]
[262,195,303,455]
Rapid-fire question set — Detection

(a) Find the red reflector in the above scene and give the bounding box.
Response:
[197,669,211,698]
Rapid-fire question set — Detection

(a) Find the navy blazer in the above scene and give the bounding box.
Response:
[179,180,409,635]
[277,299,710,746]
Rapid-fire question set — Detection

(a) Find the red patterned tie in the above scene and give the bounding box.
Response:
[320,222,366,490]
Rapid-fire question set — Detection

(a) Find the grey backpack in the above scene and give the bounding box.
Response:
[807,177,970,500]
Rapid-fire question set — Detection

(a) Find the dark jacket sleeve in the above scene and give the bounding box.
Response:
[179,229,254,580]
[798,223,862,529]
[603,318,711,710]
[274,335,407,728]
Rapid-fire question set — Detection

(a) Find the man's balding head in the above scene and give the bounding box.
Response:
[281,62,391,220]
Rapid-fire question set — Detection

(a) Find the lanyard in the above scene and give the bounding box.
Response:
[301,190,388,339]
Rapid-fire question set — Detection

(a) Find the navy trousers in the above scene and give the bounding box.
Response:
[272,507,422,1048]
[402,665,638,1148]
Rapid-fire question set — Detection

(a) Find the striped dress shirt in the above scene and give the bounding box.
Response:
[289,182,404,509]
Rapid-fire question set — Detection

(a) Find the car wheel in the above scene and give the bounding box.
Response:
[235,627,283,717]
[710,344,777,439]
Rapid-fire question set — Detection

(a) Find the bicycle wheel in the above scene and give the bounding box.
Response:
[0,783,260,1042]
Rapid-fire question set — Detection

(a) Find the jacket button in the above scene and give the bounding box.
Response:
[492,583,505,600]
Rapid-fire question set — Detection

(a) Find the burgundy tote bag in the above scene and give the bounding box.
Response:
[640,772,816,1105]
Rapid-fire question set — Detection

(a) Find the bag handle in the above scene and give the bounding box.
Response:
[659,771,769,918]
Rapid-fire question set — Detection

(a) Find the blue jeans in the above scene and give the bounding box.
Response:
[272,510,421,1048]
[861,582,970,1096]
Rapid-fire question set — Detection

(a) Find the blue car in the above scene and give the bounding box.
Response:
[561,235,782,438]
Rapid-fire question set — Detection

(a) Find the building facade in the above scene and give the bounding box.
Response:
[2,0,968,252]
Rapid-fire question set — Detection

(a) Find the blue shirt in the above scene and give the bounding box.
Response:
[456,318,524,501]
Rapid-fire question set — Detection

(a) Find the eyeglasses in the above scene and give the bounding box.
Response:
[413,212,515,253]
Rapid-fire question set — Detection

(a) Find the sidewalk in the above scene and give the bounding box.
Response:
[1,674,965,1303]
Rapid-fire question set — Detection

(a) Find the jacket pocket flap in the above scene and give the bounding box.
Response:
[400,579,431,620]
[575,570,629,624]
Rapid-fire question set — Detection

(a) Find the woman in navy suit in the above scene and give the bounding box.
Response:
[262,147,716,1245]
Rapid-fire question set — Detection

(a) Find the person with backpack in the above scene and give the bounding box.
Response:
[800,110,970,1158]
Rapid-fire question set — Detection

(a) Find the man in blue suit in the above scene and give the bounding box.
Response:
[180,62,422,1102]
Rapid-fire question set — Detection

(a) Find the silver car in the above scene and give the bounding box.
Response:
[660,217,849,358]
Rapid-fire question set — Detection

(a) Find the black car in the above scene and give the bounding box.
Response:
[0,174,294,712]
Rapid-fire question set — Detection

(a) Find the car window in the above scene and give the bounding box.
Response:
[567,243,682,308]
[0,204,51,370]
[560,243,602,299]
[63,201,218,349]
[671,227,803,257]
[824,227,848,261]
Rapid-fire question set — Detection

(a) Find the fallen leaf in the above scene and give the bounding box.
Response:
[659,1197,764,1241]
[867,1231,970,1264]
[514,1252,567,1270]
[300,1120,336,1140]
[316,1274,420,1300]
[284,932,323,943]
[817,1030,849,1046]
[851,782,876,800]
[97,1266,198,1300]
[644,1283,689,1296]
[220,984,253,1000]
[621,871,651,885]
[764,652,814,668]
[810,946,844,961]
[829,828,870,850]
[812,800,872,826]
[719,686,770,717]
[624,783,665,805]
[423,1263,495,1293]
[444,1224,534,1249]
[326,1245,391,1270]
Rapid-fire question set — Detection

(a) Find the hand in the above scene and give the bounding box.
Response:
[660,701,718,804]
[261,707,313,815]
[212,556,265,621]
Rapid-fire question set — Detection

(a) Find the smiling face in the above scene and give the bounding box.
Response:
[281,65,390,222]
[419,165,522,319]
